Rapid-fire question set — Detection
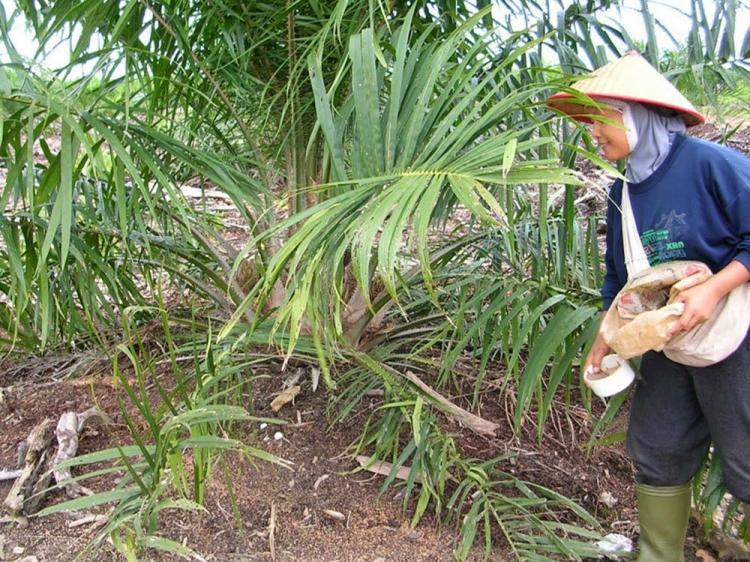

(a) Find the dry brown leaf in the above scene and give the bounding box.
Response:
[322,509,345,521]
[270,385,301,412]
[695,548,716,562]
[356,455,422,483]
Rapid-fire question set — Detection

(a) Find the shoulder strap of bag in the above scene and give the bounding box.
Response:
[621,181,651,279]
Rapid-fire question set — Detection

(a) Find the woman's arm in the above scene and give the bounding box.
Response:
[669,145,750,336]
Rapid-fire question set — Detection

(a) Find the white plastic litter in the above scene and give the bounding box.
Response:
[260,422,268,430]
[273,431,284,441]
[595,533,633,559]
[598,490,618,508]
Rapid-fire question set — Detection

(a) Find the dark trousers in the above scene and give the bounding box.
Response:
[626,332,750,502]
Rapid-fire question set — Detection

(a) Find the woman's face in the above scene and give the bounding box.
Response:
[591,108,631,161]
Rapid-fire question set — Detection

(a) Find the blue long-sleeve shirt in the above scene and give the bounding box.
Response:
[602,134,750,310]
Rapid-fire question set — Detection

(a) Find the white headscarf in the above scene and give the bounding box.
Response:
[624,103,686,182]
[597,98,686,182]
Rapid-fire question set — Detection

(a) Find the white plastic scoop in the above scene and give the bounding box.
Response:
[584,354,635,398]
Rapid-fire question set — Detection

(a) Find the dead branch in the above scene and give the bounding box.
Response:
[404,371,499,437]
[4,419,55,515]
[3,407,109,515]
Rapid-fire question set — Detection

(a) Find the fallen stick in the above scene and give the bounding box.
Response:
[268,502,276,561]
[67,513,107,528]
[404,371,499,437]
[356,455,422,483]
[313,474,329,491]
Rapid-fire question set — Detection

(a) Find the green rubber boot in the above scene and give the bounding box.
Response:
[636,483,691,562]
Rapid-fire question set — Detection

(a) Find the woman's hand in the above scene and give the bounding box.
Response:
[668,281,722,337]
[583,332,612,375]
[668,261,750,337]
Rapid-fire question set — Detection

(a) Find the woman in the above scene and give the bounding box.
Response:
[548,51,750,562]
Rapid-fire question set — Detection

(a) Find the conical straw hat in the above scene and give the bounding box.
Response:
[547,51,704,127]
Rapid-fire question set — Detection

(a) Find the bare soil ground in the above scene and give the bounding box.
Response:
[0,359,512,561]
[0,356,714,562]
